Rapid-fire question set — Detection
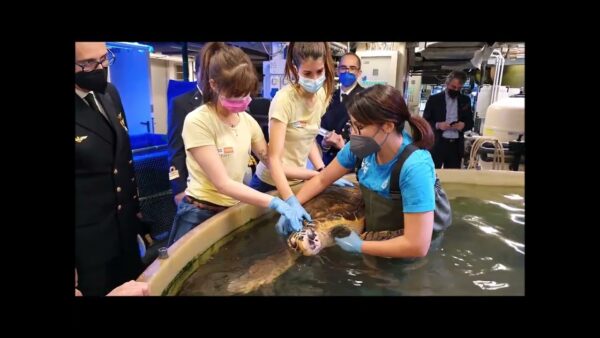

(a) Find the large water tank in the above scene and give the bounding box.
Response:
[482,97,525,143]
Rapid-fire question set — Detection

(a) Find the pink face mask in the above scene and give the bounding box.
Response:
[219,95,252,113]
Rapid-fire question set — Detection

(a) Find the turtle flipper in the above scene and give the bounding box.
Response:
[227,248,299,294]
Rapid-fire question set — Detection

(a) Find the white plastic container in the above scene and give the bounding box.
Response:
[482,97,525,143]
[476,84,509,118]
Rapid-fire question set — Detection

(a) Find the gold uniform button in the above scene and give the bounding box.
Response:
[129,160,133,164]
[133,195,137,199]
[131,177,135,182]
[117,204,122,211]
[116,187,122,193]
[113,168,118,175]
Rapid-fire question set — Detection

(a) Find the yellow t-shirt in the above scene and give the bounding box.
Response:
[183,104,264,207]
[255,84,329,186]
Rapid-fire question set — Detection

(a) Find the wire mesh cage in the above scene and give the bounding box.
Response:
[132,140,175,240]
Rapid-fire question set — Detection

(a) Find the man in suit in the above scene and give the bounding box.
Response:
[75,42,144,296]
[423,71,474,169]
[167,53,203,206]
[317,52,365,165]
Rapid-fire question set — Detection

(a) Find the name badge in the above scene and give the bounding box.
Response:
[291,120,307,128]
[217,147,234,157]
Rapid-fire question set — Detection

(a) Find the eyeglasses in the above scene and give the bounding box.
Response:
[338,65,360,73]
[350,118,397,136]
[75,49,116,72]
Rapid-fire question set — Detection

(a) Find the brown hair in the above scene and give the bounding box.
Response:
[199,42,258,105]
[340,52,361,69]
[446,70,467,85]
[347,84,434,149]
[284,42,335,99]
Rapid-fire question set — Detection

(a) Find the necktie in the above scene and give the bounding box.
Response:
[84,93,108,121]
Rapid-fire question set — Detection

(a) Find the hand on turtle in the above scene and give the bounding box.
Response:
[285,195,312,222]
[269,197,304,236]
[274,214,295,236]
[334,231,363,253]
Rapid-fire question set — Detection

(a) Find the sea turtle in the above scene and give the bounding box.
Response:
[226,185,404,294]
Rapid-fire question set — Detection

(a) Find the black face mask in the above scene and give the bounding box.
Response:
[350,128,390,158]
[75,68,108,94]
[447,89,460,98]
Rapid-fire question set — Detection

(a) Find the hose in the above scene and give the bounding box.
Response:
[467,136,506,170]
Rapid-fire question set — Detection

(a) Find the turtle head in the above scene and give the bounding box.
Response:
[287,222,323,256]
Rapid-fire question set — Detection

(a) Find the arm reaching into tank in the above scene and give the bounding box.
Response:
[335,212,434,258]
[296,157,351,204]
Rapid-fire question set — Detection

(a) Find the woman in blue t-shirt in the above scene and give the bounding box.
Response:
[292,84,441,258]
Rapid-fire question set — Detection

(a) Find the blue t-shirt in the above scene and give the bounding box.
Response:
[336,131,436,213]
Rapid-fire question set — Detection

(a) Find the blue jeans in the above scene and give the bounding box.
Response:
[248,174,276,193]
[167,198,218,246]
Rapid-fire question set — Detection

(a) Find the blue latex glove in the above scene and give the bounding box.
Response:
[334,231,363,253]
[285,195,312,222]
[274,215,292,236]
[332,177,354,187]
[268,197,303,235]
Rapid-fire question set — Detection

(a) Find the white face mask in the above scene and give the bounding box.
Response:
[298,73,325,93]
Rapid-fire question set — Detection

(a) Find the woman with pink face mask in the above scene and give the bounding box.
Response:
[167,42,306,245]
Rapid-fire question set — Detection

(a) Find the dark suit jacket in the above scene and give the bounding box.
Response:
[167,88,203,195]
[75,83,141,268]
[317,84,365,165]
[422,91,474,150]
[247,97,271,143]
